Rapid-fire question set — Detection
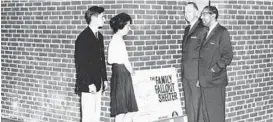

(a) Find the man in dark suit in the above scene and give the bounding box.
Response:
[74,6,108,122]
[199,6,233,122]
[181,2,207,122]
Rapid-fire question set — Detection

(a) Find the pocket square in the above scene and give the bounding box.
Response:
[191,36,197,39]
[210,42,215,44]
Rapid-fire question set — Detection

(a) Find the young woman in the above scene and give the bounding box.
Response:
[108,13,138,122]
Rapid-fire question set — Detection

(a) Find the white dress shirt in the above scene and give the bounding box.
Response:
[189,18,198,31]
[108,34,133,73]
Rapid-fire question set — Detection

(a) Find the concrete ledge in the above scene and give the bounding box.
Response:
[153,115,187,122]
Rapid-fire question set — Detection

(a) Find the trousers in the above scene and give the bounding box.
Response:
[81,88,102,122]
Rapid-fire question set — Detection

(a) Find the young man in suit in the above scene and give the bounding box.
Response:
[74,6,108,122]
[181,2,207,122]
[199,6,233,122]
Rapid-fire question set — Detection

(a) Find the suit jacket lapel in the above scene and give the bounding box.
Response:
[182,26,190,44]
[183,20,200,46]
[203,23,220,46]
[185,20,200,40]
[87,27,101,44]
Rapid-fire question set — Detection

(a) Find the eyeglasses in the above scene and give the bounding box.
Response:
[201,12,213,16]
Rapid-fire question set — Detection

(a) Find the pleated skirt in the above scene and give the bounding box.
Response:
[110,63,138,117]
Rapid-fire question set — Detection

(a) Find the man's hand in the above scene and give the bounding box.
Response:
[88,84,96,94]
[196,81,200,87]
[211,68,215,72]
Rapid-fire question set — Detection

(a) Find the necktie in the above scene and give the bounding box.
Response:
[95,32,99,40]
[201,30,208,47]
[204,31,208,40]
[205,27,209,39]
[206,31,210,39]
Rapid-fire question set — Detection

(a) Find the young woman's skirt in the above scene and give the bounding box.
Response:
[110,63,138,117]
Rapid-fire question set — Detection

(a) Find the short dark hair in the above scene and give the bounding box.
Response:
[203,6,219,20]
[187,2,199,10]
[85,6,104,24]
[110,13,132,34]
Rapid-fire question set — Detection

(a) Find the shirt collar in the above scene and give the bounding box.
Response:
[208,22,218,33]
[89,25,98,34]
[190,18,198,27]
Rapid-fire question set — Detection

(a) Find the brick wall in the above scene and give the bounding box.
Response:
[1,0,185,122]
[1,0,272,122]
[213,0,273,122]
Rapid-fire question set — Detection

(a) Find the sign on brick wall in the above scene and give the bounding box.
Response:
[132,68,182,122]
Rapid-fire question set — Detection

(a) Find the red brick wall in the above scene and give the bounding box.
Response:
[1,0,272,122]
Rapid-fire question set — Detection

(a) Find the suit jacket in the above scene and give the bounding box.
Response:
[74,27,107,94]
[182,19,207,80]
[199,23,233,87]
